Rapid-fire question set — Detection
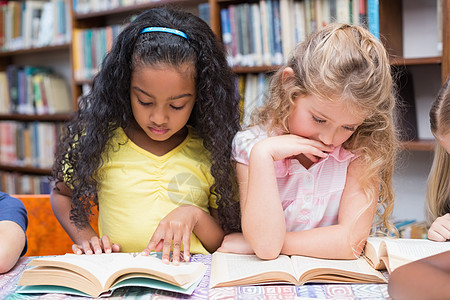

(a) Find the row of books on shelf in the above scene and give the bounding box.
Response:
[0,121,64,169]
[238,66,420,141]
[73,25,124,82]
[0,65,72,115]
[0,171,50,195]
[72,2,210,81]
[73,0,165,14]
[237,73,270,126]
[220,0,378,67]
[394,219,428,239]
[0,0,71,52]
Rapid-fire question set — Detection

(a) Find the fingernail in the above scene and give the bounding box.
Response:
[86,250,93,255]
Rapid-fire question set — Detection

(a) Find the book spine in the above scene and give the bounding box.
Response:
[220,8,233,66]
[251,3,263,66]
[367,0,379,39]
[271,0,283,65]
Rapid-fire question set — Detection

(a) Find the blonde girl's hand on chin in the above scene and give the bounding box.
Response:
[253,134,334,164]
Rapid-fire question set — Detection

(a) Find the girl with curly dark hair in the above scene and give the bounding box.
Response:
[51,7,240,264]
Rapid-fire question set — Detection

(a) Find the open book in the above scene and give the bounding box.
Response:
[363,236,450,273]
[210,252,387,288]
[17,253,207,297]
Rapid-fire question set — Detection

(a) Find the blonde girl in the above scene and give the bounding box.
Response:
[426,77,450,242]
[219,23,398,259]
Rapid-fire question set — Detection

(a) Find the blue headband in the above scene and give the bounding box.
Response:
[140,27,188,39]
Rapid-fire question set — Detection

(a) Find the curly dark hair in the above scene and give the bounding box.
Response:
[52,7,241,233]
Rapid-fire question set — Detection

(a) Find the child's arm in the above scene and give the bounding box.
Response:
[241,135,331,259]
[427,213,450,241]
[280,158,377,259]
[0,220,25,273]
[388,251,450,300]
[142,205,225,265]
[50,182,120,254]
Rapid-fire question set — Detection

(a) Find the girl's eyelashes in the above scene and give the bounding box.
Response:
[170,105,184,110]
[312,114,357,131]
[343,126,356,132]
[137,98,151,106]
[137,98,184,110]
[312,115,326,124]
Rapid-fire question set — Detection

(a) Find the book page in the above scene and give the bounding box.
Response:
[383,239,450,272]
[363,237,386,269]
[28,253,206,289]
[290,256,386,284]
[210,252,296,288]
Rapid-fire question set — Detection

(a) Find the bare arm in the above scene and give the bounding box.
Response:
[196,207,225,252]
[241,135,332,259]
[0,220,25,273]
[50,182,102,254]
[281,158,377,259]
[388,251,450,300]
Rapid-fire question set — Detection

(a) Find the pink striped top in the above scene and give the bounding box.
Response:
[232,125,356,232]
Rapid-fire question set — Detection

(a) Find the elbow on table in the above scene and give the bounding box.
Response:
[330,240,365,260]
[252,242,283,260]
[0,251,18,274]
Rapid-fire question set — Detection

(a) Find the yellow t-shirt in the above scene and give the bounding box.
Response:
[97,126,217,254]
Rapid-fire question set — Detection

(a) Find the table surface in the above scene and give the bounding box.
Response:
[2,254,391,300]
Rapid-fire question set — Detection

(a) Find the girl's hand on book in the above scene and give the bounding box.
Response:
[427,213,450,242]
[72,235,121,255]
[217,232,255,254]
[142,205,199,265]
[253,135,333,164]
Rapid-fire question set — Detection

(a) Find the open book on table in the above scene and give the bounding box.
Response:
[17,252,207,297]
[363,236,450,273]
[209,252,387,288]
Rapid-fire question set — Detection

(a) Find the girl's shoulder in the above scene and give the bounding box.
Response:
[232,125,271,163]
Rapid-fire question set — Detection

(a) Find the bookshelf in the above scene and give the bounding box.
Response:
[210,0,448,222]
[0,0,72,193]
[0,0,448,201]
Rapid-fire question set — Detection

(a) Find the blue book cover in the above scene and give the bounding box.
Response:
[271,0,283,65]
[367,0,379,39]
[266,0,274,65]
[220,8,233,66]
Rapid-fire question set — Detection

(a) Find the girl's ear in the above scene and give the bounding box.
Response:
[282,67,295,85]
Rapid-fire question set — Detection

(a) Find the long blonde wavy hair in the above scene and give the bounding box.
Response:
[426,77,450,227]
[253,23,399,235]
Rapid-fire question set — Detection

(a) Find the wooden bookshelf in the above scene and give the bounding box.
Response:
[0,0,448,195]
[0,43,71,57]
[401,139,436,152]
[74,0,206,20]
[0,164,51,176]
[0,114,72,122]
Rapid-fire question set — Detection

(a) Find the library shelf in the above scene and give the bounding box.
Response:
[74,0,206,20]
[0,164,51,176]
[400,139,436,152]
[0,114,72,122]
[0,44,71,57]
